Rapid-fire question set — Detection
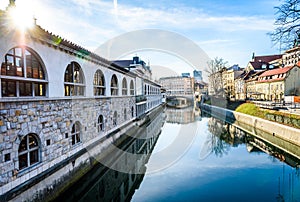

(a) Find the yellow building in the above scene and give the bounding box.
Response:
[256,65,300,101]
[222,69,243,99]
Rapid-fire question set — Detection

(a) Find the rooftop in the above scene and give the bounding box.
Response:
[258,66,293,77]
[253,54,282,63]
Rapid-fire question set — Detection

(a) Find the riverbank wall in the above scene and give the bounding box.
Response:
[200,104,300,146]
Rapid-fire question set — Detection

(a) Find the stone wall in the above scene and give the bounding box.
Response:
[201,104,300,146]
[0,96,135,195]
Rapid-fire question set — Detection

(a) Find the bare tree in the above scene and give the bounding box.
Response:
[206,57,227,97]
[270,0,300,49]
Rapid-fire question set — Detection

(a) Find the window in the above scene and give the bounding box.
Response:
[130,80,134,95]
[97,115,104,132]
[1,47,47,97]
[111,74,118,95]
[113,111,117,126]
[122,78,128,95]
[18,134,40,170]
[64,62,85,96]
[144,85,147,95]
[71,121,81,145]
[4,153,10,162]
[124,108,127,120]
[131,106,134,118]
[93,70,105,96]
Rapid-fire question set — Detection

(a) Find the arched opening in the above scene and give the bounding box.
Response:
[124,108,127,120]
[97,115,104,132]
[113,111,117,126]
[122,78,128,95]
[71,121,81,145]
[131,106,134,118]
[111,74,118,96]
[93,69,105,96]
[64,62,85,96]
[18,133,40,170]
[130,80,134,95]
[1,46,47,97]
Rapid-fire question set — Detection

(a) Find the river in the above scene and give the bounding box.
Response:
[56,106,300,202]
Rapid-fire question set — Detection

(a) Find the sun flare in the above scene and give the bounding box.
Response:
[9,2,34,31]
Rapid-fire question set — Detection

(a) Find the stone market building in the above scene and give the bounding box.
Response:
[0,1,162,200]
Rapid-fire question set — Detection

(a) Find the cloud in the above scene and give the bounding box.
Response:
[198,39,236,45]
[6,0,277,68]
[105,4,274,32]
[64,0,274,33]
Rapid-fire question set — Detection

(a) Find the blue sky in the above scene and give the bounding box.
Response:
[0,0,282,80]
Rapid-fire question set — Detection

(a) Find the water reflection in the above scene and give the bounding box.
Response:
[56,106,300,202]
[207,117,300,169]
[54,108,165,202]
[133,113,300,202]
[165,105,201,124]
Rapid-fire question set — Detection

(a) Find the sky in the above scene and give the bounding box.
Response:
[0,0,283,80]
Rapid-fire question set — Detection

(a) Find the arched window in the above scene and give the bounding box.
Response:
[131,106,134,118]
[64,62,85,96]
[111,74,118,96]
[93,70,105,96]
[124,108,127,120]
[122,78,128,95]
[97,115,104,132]
[1,46,47,97]
[71,121,81,145]
[130,80,134,95]
[113,111,117,126]
[18,134,40,170]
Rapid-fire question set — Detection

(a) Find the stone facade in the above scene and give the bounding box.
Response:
[6,105,165,202]
[0,96,135,192]
[0,2,162,198]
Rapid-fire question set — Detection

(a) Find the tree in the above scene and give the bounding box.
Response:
[206,57,227,97]
[270,0,300,49]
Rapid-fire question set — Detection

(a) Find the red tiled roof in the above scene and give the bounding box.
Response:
[258,66,293,77]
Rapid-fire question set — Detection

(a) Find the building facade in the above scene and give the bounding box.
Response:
[222,69,243,99]
[0,2,162,199]
[283,46,300,67]
[159,76,194,96]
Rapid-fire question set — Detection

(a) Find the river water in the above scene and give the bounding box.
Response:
[57,106,300,202]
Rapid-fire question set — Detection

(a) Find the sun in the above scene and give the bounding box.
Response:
[9,1,34,31]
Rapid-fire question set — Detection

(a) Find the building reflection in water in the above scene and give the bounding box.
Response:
[165,105,201,124]
[206,117,300,201]
[206,117,300,168]
[54,108,165,202]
